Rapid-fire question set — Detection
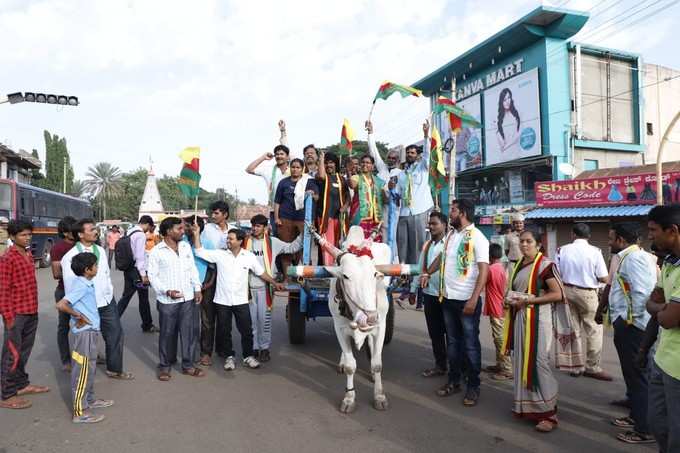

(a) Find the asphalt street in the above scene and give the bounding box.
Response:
[0,268,657,453]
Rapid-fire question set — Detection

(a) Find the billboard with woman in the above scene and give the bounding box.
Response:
[483,68,541,165]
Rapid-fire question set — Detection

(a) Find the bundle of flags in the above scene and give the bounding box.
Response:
[428,124,448,198]
[340,118,355,155]
[373,81,422,103]
[178,146,201,198]
[433,97,482,132]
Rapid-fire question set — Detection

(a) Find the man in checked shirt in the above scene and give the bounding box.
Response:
[0,221,50,410]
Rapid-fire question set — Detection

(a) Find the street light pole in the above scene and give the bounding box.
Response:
[63,155,67,193]
[656,110,680,205]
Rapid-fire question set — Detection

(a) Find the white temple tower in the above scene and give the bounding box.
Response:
[138,162,165,222]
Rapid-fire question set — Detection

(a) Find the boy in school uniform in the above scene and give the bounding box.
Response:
[56,252,114,424]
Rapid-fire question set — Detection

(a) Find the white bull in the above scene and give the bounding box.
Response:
[314,225,392,413]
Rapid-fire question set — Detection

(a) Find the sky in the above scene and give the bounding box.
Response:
[1,0,678,205]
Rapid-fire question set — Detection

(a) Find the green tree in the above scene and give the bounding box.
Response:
[85,162,123,220]
[97,167,238,222]
[69,180,89,198]
[324,140,390,162]
[43,131,74,193]
[29,149,47,187]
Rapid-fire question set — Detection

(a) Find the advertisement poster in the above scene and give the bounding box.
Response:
[508,171,524,203]
[452,94,483,172]
[483,68,542,166]
[535,171,680,207]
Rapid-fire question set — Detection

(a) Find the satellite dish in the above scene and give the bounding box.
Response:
[559,162,575,176]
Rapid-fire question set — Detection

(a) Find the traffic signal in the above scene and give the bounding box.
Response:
[10,92,79,106]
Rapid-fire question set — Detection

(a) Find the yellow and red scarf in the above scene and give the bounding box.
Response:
[501,252,544,391]
[608,245,639,326]
[244,233,274,310]
[438,228,475,302]
[319,173,347,237]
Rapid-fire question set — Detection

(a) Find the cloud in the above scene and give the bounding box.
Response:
[0,0,677,206]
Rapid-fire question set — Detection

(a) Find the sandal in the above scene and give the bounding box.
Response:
[199,355,213,367]
[535,420,556,433]
[0,396,32,409]
[17,384,49,396]
[105,371,135,380]
[436,382,461,397]
[157,371,171,381]
[463,387,480,407]
[421,368,446,378]
[181,367,205,378]
[616,431,655,444]
[612,416,635,428]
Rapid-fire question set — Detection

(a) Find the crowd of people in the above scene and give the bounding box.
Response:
[0,118,678,453]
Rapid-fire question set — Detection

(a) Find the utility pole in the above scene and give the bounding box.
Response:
[447,76,457,209]
[656,110,680,205]
[63,154,67,193]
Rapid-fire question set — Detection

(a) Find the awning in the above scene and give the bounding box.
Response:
[526,205,654,220]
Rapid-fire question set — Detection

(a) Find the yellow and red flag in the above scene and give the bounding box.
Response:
[340,119,355,154]
[373,81,422,102]
[178,146,201,198]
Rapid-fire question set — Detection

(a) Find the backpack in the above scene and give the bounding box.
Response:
[114,229,143,271]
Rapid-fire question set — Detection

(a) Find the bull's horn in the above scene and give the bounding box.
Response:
[305,221,342,259]
[286,265,340,278]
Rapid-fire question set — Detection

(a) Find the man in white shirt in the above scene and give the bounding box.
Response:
[422,199,489,407]
[192,226,284,371]
[555,223,610,380]
[396,121,433,266]
[202,201,231,250]
[245,120,292,235]
[148,217,204,381]
[62,218,134,380]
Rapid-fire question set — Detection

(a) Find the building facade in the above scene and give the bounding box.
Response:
[412,6,679,238]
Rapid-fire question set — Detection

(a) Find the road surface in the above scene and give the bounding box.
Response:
[0,268,655,453]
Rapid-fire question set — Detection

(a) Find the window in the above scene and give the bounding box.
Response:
[647,122,654,135]
[572,52,636,143]
[583,159,599,171]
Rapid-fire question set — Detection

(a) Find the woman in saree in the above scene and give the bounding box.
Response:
[502,229,583,433]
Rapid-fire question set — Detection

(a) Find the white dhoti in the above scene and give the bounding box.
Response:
[250,287,272,350]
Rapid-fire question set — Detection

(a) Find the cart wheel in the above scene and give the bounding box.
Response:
[288,291,306,345]
[384,294,395,345]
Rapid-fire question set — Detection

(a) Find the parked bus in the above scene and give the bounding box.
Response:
[0,178,92,265]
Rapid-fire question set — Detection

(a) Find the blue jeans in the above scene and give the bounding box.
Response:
[98,299,124,374]
[612,318,649,434]
[441,298,481,389]
[649,359,680,453]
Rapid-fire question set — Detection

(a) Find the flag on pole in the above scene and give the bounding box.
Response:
[178,146,201,198]
[340,119,355,154]
[433,97,482,132]
[428,124,448,197]
[373,81,422,103]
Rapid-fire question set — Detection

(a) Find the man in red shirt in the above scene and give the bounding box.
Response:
[484,243,512,380]
[50,216,77,371]
[0,221,49,409]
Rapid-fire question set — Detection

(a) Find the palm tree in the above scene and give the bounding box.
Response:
[69,179,89,199]
[84,162,123,220]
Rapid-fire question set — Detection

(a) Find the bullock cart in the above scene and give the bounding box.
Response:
[284,195,419,344]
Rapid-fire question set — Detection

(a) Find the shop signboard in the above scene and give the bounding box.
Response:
[452,94,483,172]
[483,68,542,166]
[535,171,680,207]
